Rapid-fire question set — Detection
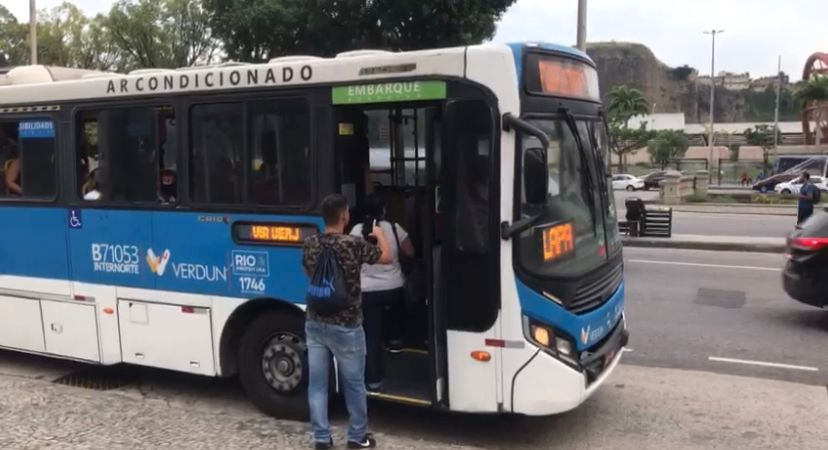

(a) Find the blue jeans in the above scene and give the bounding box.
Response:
[305,319,368,444]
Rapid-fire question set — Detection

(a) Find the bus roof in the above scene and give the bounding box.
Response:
[0,42,589,107]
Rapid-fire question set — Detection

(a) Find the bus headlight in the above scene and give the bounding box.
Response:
[523,316,579,368]
[555,336,573,356]
[530,324,551,347]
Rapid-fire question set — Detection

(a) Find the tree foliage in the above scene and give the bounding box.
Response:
[0,5,27,66]
[744,124,779,172]
[0,0,217,71]
[607,85,650,127]
[647,130,689,169]
[609,122,655,172]
[205,0,517,62]
[795,75,828,105]
[104,0,219,70]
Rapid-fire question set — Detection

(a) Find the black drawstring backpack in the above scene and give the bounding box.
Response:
[306,244,351,316]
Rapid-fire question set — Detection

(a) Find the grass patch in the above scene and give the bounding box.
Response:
[684,194,708,203]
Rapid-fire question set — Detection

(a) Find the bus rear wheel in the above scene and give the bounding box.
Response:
[238,312,308,420]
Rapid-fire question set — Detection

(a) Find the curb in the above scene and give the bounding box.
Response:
[622,237,786,253]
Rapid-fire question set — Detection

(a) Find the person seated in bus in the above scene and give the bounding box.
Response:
[82,168,102,200]
[159,169,177,203]
[210,156,239,203]
[251,132,280,204]
[4,147,22,196]
[350,192,415,392]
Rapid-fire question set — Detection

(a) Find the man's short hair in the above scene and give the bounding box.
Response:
[803,172,811,180]
[320,194,348,226]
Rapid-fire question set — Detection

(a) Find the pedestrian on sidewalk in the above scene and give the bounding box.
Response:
[302,194,392,450]
[797,172,818,225]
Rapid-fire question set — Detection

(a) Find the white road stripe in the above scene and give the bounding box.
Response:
[622,348,634,353]
[627,259,781,272]
[708,356,819,372]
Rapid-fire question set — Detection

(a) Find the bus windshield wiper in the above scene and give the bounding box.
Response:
[561,109,598,233]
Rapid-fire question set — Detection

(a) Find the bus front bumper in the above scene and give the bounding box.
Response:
[511,316,628,416]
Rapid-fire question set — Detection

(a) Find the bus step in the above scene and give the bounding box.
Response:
[53,366,135,391]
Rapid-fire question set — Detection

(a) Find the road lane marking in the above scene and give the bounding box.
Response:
[708,356,819,372]
[626,259,781,272]
[622,348,634,353]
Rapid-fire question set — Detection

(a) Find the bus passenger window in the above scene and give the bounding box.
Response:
[76,106,172,203]
[190,103,243,205]
[0,119,57,199]
[248,98,311,206]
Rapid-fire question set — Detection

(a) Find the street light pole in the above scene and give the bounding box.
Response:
[576,0,587,51]
[773,55,782,157]
[704,29,724,172]
[29,0,37,65]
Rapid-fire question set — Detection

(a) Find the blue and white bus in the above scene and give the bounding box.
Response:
[0,42,627,418]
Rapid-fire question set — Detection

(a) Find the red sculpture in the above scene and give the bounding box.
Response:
[802,52,828,145]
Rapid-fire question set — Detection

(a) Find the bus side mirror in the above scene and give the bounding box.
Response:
[525,147,548,204]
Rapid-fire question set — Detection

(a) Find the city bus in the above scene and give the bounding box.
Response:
[0,42,627,418]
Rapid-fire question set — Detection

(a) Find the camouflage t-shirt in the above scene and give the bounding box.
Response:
[302,233,381,327]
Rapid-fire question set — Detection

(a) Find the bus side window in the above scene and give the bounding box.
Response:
[0,118,57,199]
[77,106,172,203]
[189,103,243,205]
[248,98,312,206]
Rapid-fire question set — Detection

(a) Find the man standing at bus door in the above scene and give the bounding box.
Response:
[302,194,392,450]
[798,172,818,225]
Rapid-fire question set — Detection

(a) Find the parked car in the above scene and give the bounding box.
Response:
[783,210,828,308]
[774,176,828,195]
[753,173,798,193]
[642,171,667,190]
[612,174,645,191]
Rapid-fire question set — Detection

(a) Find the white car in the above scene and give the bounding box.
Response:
[612,174,645,191]
[774,177,828,195]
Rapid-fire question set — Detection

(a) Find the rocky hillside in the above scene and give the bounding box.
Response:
[585,42,798,123]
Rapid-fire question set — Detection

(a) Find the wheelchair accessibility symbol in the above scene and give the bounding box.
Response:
[68,209,82,229]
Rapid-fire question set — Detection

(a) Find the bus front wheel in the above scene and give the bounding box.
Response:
[238,312,308,420]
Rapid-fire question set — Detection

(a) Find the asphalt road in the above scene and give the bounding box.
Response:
[670,212,795,237]
[623,247,828,385]
[613,190,795,237]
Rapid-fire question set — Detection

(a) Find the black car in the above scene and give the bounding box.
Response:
[783,210,828,308]
[642,171,666,190]
[753,173,798,193]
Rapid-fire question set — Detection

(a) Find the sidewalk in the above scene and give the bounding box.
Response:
[668,203,798,216]
[1,361,827,450]
[622,233,787,253]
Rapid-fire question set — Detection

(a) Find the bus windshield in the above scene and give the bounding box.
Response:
[516,117,614,278]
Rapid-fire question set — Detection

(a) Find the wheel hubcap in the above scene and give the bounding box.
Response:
[261,333,304,392]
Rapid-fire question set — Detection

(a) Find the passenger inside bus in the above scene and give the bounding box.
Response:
[83,168,102,200]
[159,169,177,203]
[4,147,22,196]
[251,131,280,204]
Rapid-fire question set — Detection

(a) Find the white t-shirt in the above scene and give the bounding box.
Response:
[350,221,408,292]
[84,190,101,200]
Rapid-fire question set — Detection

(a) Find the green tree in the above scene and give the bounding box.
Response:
[104,0,219,70]
[205,0,516,62]
[795,76,828,145]
[744,124,778,172]
[607,85,650,127]
[609,122,655,173]
[647,130,689,169]
[0,5,27,66]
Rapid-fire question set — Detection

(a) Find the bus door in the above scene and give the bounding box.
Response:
[435,98,500,412]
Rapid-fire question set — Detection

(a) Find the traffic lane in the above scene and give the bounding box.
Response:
[623,247,828,385]
[671,212,795,238]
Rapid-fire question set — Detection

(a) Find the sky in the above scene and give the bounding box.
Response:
[4,0,827,81]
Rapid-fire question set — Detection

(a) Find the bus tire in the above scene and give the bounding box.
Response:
[238,311,308,420]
